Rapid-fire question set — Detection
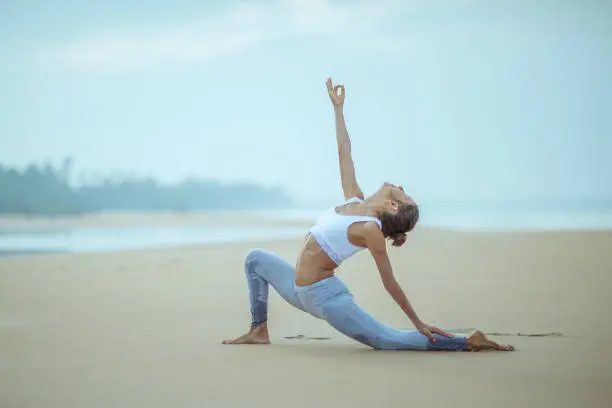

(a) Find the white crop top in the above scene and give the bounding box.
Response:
[309,197,382,265]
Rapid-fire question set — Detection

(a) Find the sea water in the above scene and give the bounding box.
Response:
[0,225,305,256]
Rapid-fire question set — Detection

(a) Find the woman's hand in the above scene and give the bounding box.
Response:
[326,77,345,108]
[416,322,454,342]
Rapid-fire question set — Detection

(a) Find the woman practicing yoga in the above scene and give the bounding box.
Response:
[223,78,514,351]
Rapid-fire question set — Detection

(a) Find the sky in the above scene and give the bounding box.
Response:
[1,0,611,206]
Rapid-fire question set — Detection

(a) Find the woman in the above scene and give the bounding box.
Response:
[223,78,514,351]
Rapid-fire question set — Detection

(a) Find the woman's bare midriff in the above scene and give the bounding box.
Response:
[294,233,338,286]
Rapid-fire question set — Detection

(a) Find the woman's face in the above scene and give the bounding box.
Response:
[378,182,415,205]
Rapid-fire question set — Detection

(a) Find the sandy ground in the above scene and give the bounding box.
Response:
[1,222,612,408]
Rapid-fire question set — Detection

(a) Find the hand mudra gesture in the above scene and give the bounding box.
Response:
[326,77,345,108]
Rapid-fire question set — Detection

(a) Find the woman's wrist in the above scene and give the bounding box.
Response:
[409,316,424,327]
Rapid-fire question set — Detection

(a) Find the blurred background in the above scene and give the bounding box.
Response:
[1,0,611,252]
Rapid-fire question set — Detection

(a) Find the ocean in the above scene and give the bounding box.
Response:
[0,224,305,257]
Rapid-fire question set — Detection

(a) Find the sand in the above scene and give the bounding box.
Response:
[1,218,612,408]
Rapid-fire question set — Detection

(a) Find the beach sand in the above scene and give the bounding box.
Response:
[1,218,611,408]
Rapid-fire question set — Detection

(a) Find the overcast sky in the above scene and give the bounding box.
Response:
[1,0,610,205]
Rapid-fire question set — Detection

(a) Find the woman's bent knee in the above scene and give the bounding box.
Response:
[244,248,268,264]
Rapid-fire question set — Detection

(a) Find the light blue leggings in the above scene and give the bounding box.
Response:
[244,248,468,351]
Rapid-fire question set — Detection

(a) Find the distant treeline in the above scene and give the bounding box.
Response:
[0,159,291,215]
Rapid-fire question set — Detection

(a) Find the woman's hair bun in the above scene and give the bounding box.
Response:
[391,232,407,247]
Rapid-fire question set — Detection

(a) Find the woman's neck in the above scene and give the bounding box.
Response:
[362,196,387,218]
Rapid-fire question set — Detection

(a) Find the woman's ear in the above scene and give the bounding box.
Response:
[384,200,399,212]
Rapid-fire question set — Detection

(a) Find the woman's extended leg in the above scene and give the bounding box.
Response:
[223,248,313,345]
[306,281,514,351]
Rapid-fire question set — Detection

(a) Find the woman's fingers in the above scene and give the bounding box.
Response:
[326,78,345,106]
[338,85,344,99]
[432,327,454,338]
[419,327,436,342]
[327,79,340,103]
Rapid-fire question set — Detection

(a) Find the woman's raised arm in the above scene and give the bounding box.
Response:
[326,78,364,200]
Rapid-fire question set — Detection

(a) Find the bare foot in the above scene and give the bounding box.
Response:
[467,330,515,351]
[222,322,271,345]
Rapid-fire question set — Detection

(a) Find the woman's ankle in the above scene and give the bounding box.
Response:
[251,321,268,333]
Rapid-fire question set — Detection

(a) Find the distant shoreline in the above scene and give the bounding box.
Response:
[2,212,612,260]
[2,206,612,233]
[0,249,70,258]
[0,210,316,231]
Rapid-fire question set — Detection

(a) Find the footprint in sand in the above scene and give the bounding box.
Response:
[449,328,564,338]
[489,332,564,337]
[284,334,331,341]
